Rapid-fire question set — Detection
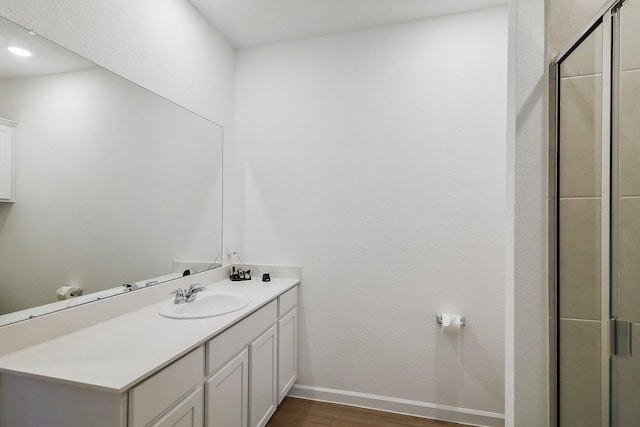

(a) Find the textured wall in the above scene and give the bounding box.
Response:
[506,0,549,423]
[236,7,507,417]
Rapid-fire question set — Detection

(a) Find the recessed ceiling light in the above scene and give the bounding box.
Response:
[8,46,32,57]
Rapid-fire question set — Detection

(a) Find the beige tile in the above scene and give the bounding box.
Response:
[559,23,602,77]
[559,75,602,198]
[619,71,640,196]
[617,324,640,425]
[619,198,640,323]
[621,0,640,71]
[559,319,601,427]
[559,198,601,320]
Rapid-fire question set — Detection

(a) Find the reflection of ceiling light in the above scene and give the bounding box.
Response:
[8,47,32,57]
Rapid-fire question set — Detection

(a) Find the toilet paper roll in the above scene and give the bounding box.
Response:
[56,286,79,300]
[441,313,463,334]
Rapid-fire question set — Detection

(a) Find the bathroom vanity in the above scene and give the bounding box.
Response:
[0,273,299,427]
[0,13,299,427]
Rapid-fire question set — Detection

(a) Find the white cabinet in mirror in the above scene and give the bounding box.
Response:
[0,15,223,326]
[0,118,15,203]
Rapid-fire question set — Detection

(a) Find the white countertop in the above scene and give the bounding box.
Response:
[0,277,299,393]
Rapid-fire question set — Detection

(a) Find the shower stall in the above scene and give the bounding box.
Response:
[552,0,640,425]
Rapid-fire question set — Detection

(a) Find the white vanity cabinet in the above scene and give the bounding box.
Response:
[0,282,299,427]
[0,118,16,202]
[203,285,298,427]
[277,286,298,403]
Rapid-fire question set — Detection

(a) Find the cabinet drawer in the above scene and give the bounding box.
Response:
[206,300,277,375]
[278,286,297,317]
[129,347,204,427]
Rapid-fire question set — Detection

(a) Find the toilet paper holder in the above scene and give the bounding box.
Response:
[436,314,465,327]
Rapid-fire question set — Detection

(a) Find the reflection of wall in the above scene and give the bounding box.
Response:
[0,68,222,313]
[236,7,507,420]
[0,0,239,266]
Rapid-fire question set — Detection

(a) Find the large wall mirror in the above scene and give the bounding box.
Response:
[0,16,223,326]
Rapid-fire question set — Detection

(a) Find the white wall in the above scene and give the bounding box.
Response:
[0,0,239,255]
[236,7,507,421]
[505,0,549,423]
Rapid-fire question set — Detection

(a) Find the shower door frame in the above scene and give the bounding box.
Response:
[550,0,626,425]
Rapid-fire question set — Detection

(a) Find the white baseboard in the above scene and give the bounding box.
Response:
[288,384,505,427]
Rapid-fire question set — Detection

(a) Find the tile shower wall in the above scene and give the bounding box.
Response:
[558,24,603,427]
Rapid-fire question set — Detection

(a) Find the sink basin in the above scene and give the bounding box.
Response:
[159,292,250,319]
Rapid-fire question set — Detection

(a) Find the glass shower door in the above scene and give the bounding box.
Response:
[557,19,606,427]
[611,0,640,424]
[555,0,640,424]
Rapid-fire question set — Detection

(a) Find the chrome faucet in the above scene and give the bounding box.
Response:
[171,283,205,304]
[185,283,205,302]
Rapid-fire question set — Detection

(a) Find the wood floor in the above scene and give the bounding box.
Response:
[266,397,469,427]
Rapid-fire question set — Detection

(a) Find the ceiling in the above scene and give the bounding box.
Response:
[189,0,507,48]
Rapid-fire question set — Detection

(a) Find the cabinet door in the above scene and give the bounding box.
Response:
[206,348,248,427]
[150,387,203,427]
[278,307,297,403]
[249,324,277,427]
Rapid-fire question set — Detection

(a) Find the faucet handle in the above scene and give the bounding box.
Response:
[185,284,205,302]
[171,288,186,304]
